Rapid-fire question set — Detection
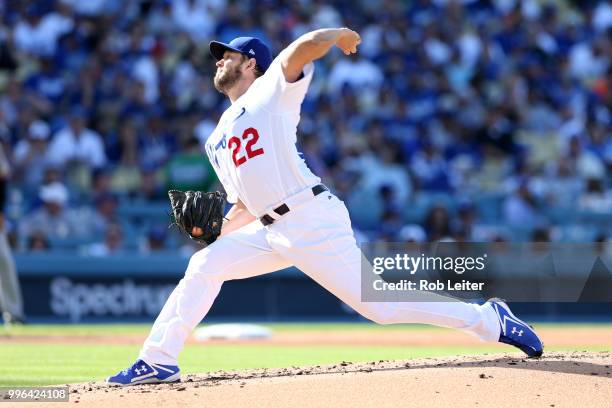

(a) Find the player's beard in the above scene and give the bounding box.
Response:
[214,64,243,94]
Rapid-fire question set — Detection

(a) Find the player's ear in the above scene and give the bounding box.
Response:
[246,57,257,72]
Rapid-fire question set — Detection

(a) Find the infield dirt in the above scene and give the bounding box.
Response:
[6,326,612,407]
[17,351,612,408]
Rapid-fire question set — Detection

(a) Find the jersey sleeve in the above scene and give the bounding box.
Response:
[255,57,314,112]
[205,144,240,204]
[213,169,239,204]
[222,181,238,204]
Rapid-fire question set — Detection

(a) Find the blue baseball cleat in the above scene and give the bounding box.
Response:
[488,299,544,358]
[106,359,180,386]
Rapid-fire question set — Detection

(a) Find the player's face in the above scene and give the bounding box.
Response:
[213,51,247,94]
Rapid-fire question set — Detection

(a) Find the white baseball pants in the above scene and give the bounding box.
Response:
[140,193,501,365]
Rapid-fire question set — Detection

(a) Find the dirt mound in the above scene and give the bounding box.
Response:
[24,352,612,407]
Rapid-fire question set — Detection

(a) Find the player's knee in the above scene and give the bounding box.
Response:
[185,247,225,280]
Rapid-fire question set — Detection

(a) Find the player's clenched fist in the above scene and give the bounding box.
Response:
[335,28,361,55]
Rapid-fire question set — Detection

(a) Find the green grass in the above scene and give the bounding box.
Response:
[0,343,500,386]
[1,323,610,386]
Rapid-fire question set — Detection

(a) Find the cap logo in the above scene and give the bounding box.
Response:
[248,49,255,55]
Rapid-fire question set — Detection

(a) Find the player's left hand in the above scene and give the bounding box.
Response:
[335,28,361,55]
[168,190,226,245]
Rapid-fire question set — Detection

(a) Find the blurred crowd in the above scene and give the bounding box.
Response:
[0,0,610,253]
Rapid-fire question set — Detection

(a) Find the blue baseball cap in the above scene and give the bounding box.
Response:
[209,37,273,72]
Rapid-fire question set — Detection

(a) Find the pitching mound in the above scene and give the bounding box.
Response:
[28,352,612,407]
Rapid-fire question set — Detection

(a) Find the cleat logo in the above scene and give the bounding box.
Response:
[511,327,523,336]
[134,365,148,375]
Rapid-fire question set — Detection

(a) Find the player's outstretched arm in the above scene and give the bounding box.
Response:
[279,28,361,83]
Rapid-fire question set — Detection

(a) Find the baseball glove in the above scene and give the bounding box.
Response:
[168,190,227,245]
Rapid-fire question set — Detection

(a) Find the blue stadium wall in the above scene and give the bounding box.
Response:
[15,254,612,323]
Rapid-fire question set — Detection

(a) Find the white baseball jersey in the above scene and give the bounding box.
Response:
[139,56,503,368]
[204,58,320,217]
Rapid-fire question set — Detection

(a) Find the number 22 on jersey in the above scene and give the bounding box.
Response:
[228,127,264,167]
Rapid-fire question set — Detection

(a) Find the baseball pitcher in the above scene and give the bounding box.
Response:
[108,28,543,385]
